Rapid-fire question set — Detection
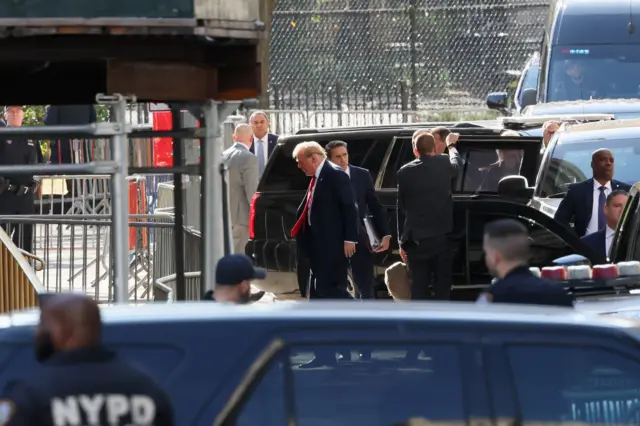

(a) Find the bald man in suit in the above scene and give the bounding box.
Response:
[222,124,260,254]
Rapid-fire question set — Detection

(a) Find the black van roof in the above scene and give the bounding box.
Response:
[552,0,640,45]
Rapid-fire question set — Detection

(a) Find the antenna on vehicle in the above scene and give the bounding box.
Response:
[629,0,636,34]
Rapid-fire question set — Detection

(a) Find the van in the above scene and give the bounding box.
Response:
[487,0,640,117]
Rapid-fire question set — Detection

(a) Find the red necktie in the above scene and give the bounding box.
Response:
[291,176,317,237]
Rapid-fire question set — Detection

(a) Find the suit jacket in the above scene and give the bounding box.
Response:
[397,151,461,244]
[249,133,278,157]
[349,165,391,239]
[554,178,631,237]
[580,229,607,259]
[296,161,359,265]
[222,143,259,227]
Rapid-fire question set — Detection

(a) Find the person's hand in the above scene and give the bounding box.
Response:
[375,236,391,253]
[344,242,356,258]
[446,133,459,146]
[399,247,407,263]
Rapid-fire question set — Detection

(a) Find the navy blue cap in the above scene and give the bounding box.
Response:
[216,254,266,286]
[3,106,23,113]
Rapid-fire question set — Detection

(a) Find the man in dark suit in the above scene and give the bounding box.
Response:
[555,149,631,237]
[291,141,360,299]
[477,219,573,306]
[325,140,391,299]
[249,110,278,177]
[397,130,461,300]
[581,190,629,259]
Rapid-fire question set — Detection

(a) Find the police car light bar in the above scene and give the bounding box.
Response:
[500,113,615,128]
[540,261,640,295]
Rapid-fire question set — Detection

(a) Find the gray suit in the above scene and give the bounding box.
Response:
[222,142,259,254]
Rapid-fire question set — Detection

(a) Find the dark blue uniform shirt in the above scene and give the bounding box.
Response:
[1,346,174,426]
[480,266,574,307]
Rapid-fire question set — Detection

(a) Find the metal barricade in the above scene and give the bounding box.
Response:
[0,226,44,312]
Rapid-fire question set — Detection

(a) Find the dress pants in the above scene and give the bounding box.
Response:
[232,224,249,255]
[350,236,375,299]
[405,234,453,300]
[307,226,352,300]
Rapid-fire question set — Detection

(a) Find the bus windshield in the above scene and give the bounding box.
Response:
[548,45,640,102]
[538,137,640,198]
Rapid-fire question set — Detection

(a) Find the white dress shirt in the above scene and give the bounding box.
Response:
[606,226,615,257]
[253,135,269,167]
[585,180,612,235]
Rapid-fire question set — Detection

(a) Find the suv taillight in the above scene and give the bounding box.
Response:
[249,193,260,239]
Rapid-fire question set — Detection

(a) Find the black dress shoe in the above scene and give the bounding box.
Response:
[250,291,266,302]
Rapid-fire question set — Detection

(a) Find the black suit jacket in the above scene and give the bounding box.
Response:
[249,133,278,157]
[349,165,391,239]
[296,161,359,265]
[397,151,461,244]
[580,228,607,259]
[554,178,631,237]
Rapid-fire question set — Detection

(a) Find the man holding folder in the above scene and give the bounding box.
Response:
[326,140,390,299]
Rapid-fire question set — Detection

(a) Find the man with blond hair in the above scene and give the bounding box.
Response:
[291,141,359,300]
[222,123,259,254]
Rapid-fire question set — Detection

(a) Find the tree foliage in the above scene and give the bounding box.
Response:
[21,105,110,126]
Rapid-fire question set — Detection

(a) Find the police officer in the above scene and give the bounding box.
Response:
[478,219,574,306]
[0,105,41,253]
[0,293,174,426]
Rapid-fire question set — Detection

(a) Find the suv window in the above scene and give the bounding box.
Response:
[468,213,575,280]
[507,344,640,424]
[232,343,467,426]
[539,137,640,197]
[262,137,390,192]
[381,138,524,193]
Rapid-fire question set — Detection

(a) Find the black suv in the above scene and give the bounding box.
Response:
[246,125,603,299]
[4,302,640,426]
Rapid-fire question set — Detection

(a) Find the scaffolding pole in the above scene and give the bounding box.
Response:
[100,94,131,304]
[201,101,240,292]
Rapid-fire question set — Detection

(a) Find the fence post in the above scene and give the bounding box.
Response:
[336,81,343,127]
[408,0,418,112]
[399,81,410,122]
[272,85,281,110]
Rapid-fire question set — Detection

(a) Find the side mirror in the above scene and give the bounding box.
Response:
[486,92,508,111]
[521,88,538,108]
[497,175,534,198]
[553,254,589,266]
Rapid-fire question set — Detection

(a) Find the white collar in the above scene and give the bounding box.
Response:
[345,165,351,176]
[593,180,612,191]
[606,226,616,238]
[314,160,326,179]
[254,134,268,142]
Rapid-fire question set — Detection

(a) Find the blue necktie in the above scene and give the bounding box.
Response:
[598,186,606,230]
[256,139,265,176]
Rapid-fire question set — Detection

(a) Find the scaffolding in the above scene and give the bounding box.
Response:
[0,95,238,304]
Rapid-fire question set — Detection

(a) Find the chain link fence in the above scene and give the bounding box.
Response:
[269,0,548,111]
